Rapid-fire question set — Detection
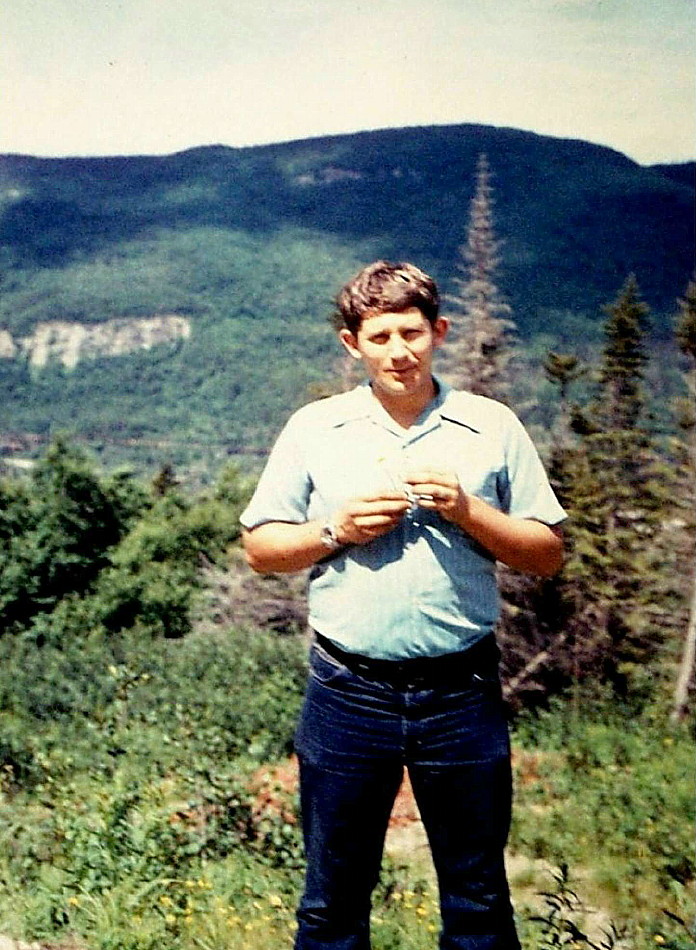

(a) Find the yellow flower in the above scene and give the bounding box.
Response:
[67,896,80,907]
[654,937,666,945]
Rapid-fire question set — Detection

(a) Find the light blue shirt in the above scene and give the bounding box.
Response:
[240,380,566,660]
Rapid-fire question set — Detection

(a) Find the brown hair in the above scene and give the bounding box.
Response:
[334,260,440,335]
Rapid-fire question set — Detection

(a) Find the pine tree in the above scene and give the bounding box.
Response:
[563,278,675,692]
[595,274,650,432]
[671,277,696,722]
[501,280,680,703]
[442,153,516,400]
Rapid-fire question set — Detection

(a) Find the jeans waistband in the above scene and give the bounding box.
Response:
[313,632,499,687]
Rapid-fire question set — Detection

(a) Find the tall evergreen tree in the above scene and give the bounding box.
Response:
[671,278,696,722]
[594,274,650,432]
[563,278,674,691]
[501,279,681,703]
[441,153,516,400]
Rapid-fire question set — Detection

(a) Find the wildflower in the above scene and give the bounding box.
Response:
[416,906,428,917]
[159,895,173,907]
[67,896,80,907]
[268,893,283,908]
[654,937,665,945]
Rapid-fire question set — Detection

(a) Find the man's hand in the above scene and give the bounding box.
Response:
[403,469,466,523]
[334,492,412,545]
[403,469,564,577]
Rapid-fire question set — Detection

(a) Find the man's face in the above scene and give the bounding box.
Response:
[339,307,448,404]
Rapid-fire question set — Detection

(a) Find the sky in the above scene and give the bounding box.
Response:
[3,0,695,165]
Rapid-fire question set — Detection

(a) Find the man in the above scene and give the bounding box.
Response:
[241,260,566,949]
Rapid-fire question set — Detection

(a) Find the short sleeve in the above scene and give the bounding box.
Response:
[239,414,313,529]
[499,413,567,525]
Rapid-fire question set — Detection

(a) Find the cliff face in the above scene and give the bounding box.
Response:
[0,314,191,369]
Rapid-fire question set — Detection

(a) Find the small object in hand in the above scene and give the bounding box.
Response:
[403,484,417,505]
[415,493,434,502]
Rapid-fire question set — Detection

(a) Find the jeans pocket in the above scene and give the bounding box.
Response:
[309,643,349,687]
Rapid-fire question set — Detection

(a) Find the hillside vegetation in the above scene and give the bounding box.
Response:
[0,438,692,949]
[0,124,693,471]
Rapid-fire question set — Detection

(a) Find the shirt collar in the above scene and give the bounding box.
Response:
[328,378,483,434]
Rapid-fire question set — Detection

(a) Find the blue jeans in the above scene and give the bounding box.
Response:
[293,638,521,950]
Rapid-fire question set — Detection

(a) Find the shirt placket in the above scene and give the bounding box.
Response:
[399,427,432,640]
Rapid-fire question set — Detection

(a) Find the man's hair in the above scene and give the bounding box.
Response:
[334,260,440,334]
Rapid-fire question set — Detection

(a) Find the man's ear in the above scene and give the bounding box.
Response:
[432,316,449,348]
[339,328,362,360]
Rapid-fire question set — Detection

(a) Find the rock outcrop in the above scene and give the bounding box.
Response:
[0,314,191,369]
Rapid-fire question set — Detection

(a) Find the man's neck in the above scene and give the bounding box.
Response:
[371,378,438,429]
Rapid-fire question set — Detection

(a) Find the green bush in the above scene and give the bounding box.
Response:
[510,695,695,944]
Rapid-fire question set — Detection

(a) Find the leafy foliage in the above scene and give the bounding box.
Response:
[0,439,251,641]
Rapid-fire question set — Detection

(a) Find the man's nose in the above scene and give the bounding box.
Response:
[388,336,412,360]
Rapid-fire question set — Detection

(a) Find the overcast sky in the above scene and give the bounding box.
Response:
[3,0,694,164]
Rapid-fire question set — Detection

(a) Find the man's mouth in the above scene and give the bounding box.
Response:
[391,366,417,377]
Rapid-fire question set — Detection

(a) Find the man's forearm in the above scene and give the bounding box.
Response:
[242,494,412,573]
[242,522,333,573]
[450,493,564,577]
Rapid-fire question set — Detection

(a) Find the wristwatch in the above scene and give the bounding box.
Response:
[319,520,343,551]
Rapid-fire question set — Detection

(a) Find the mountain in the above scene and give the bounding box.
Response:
[0,124,693,472]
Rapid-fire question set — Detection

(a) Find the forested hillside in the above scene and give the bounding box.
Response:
[0,124,693,472]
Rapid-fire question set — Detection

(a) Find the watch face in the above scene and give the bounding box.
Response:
[321,522,340,549]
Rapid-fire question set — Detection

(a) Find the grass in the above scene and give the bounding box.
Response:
[0,626,692,949]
